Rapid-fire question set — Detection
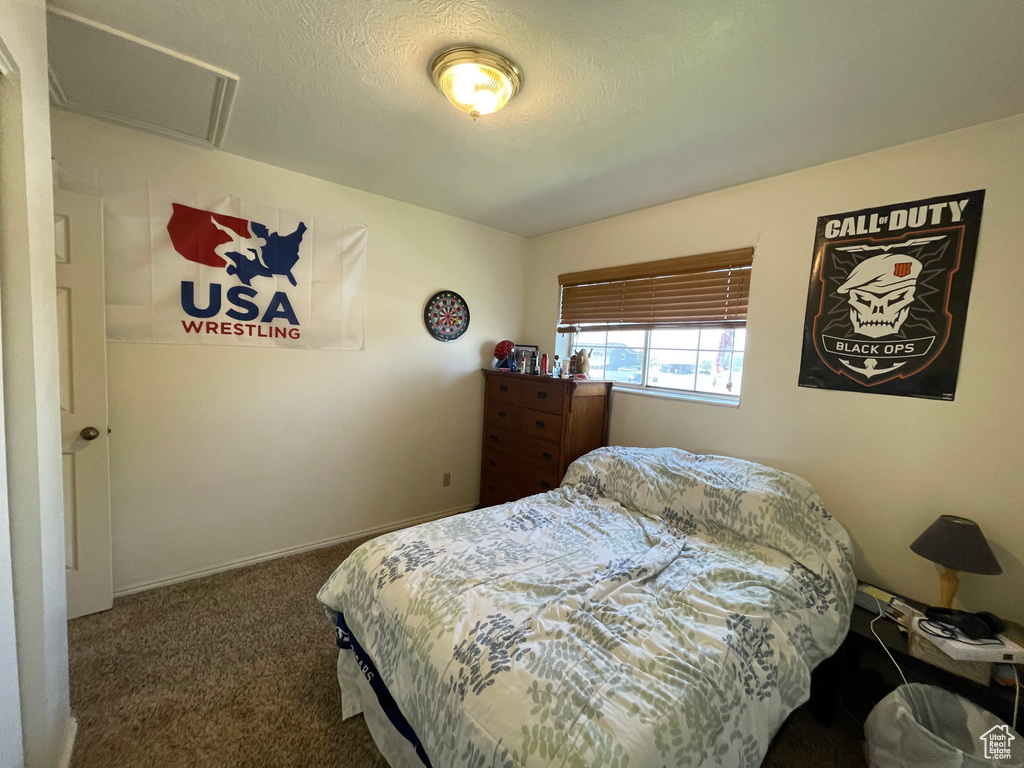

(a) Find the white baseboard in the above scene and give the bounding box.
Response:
[112,502,478,598]
[58,717,77,768]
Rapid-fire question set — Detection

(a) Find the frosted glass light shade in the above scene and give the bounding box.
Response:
[431,46,522,120]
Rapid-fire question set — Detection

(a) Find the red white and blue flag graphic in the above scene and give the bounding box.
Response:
[104,187,366,349]
[166,203,304,287]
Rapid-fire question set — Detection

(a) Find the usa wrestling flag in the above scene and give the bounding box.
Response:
[104,185,366,349]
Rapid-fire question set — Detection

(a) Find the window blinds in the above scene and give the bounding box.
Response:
[557,248,754,332]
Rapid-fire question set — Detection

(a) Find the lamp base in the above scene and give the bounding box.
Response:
[939,568,960,608]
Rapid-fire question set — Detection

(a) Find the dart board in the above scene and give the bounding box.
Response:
[423,290,470,342]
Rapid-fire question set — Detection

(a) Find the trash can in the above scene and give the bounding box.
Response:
[865,683,1022,768]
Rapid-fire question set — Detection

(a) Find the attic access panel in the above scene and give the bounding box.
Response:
[47,8,237,148]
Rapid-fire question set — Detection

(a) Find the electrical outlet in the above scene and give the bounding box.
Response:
[442,472,451,487]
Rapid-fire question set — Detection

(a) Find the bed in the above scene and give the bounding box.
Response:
[318,446,855,768]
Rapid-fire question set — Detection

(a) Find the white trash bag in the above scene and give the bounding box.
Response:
[865,683,1022,768]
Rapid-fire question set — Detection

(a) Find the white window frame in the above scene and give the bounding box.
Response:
[565,325,744,407]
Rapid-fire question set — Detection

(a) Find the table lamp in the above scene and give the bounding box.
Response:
[910,515,1002,608]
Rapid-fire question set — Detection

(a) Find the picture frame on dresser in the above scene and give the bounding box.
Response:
[513,344,539,374]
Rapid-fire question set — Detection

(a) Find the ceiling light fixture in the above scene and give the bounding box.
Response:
[431,45,522,121]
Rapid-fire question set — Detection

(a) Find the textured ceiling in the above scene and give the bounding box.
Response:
[47,0,1024,236]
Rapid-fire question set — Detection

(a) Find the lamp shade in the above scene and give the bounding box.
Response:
[910,515,1002,574]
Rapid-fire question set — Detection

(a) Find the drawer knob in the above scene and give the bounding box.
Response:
[490,435,498,442]
[489,459,497,466]
[542,451,552,460]
[537,391,547,399]
[500,384,508,392]
[488,484,496,492]
[498,411,507,418]
[535,419,545,428]
[540,481,551,490]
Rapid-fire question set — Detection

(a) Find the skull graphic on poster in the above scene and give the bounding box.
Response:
[836,253,922,338]
[799,189,987,399]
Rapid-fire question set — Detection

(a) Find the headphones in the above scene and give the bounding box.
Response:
[924,607,1006,640]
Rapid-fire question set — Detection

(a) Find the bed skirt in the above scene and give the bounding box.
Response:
[335,619,430,768]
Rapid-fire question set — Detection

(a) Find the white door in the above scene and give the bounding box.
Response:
[55,189,113,619]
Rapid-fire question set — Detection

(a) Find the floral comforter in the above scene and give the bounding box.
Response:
[318,447,855,768]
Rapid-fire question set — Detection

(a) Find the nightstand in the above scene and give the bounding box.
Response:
[810,597,1019,728]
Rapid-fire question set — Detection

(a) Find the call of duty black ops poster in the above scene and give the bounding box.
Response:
[798,190,985,400]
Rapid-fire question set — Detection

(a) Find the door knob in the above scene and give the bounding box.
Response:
[80,426,100,441]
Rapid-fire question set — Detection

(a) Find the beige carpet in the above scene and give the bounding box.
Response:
[69,538,866,768]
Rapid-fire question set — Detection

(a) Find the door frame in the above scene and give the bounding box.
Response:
[0,27,27,766]
[0,16,77,767]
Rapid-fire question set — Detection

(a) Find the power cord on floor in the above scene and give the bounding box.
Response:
[869,596,925,714]
[870,607,910,689]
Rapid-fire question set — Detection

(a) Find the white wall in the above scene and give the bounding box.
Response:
[0,1,72,767]
[525,114,1024,623]
[52,110,527,594]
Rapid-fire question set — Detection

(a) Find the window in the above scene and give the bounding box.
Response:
[558,249,752,402]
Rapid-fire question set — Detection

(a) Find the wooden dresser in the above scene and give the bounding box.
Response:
[479,369,612,507]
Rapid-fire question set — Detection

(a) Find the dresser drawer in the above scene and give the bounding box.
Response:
[481,448,516,478]
[480,477,518,507]
[483,456,559,501]
[486,375,522,404]
[521,379,565,413]
[481,450,532,506]
[484,425,561,471]
[511,464,560,496]
[515,435,561,471]
[485,401,521,429]
[520,407,562,443]
[482,425,519,453]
